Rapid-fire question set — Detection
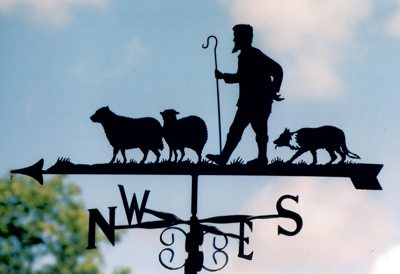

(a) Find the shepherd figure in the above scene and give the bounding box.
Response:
[206,24,284,165]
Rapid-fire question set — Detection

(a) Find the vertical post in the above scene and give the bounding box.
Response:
[191,174,198,217]
[185,174,203,274]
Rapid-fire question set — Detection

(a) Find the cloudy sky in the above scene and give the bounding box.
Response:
[2,0,400,273]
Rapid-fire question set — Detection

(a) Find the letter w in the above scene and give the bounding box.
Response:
[118,185,150,225]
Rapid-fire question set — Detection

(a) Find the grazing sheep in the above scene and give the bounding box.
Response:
[91,106,163,164]
[160,109,208,163]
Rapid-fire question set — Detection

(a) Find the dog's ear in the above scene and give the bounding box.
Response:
[284,128,290,133]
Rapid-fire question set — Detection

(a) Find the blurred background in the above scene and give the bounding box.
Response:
[1,0,400,273]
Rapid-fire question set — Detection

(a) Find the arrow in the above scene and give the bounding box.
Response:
[10,158,383,190]
[11,158,44,185]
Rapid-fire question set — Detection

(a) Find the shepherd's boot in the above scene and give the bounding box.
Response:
[206,136,239,165]
[247,137,268,166]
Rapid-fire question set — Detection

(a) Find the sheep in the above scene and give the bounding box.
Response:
[160,109,208,163]
[91,106,163,164]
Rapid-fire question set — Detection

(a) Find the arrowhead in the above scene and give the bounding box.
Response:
[11,159,44,185]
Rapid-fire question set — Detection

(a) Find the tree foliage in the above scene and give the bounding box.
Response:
[0,175,130,274]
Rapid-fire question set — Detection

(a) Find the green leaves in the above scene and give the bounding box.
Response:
[0,175,130,274]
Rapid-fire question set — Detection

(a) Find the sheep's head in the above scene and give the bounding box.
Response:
[160,109,179,121]
[91,106,111,123]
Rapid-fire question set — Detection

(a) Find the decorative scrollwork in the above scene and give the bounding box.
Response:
[159,227,187,270]
[212,234,228,251]
[202,235,229,272]
[159,248,184,270]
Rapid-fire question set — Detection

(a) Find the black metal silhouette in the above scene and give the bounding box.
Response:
[84,181,302,274]
[9,24,386,274]
[160,109,208,164]
[90,106,163,164]
[11,158,383,190]
[206,24,284,166]
[274,126,361,165]
[202,35,222,154]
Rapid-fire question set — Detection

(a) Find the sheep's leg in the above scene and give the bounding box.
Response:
[121,149,127,164]
[178,148,185,162]
[140,148,149,164]
[110,147,119,164]
[173,150,178,162]
[153,149,161,163]
[168,148,173,162]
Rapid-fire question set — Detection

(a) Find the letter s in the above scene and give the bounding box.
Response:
[276,195,303,236]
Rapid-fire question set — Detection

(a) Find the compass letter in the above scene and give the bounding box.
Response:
[118,185,150,225]
[238,221,254,260]
[87,206,117,249]
[276,195,303,236]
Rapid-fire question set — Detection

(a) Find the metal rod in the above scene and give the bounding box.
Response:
[191,174,198,217]
[185,174,203,274]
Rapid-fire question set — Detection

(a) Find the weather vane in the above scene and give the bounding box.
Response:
[11,25,383,274]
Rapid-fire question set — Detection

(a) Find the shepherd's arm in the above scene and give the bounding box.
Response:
[270,61,283,94]
[268,59,284,101]
[215,69,239,83]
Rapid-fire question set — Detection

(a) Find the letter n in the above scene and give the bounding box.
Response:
[86,207,117,249]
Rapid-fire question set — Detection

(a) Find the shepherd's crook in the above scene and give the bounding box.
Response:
[203,35,222,154]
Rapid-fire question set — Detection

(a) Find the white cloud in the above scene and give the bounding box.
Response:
[372,246,400,274]
[220,0,372,99]
[222,177,398,273]
[69,37,147,83]
[100,37,148,80]
[0,0,106,25]
[385,1,400,37]
[124,37,148,70]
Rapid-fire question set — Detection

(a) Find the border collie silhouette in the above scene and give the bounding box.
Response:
[273,126,360,165]
[160,109,207,163]
[91,106,163,164]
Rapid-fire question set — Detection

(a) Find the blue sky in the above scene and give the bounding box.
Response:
[2,0,400,273]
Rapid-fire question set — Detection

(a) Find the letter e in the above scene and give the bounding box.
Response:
[238,221,253,260]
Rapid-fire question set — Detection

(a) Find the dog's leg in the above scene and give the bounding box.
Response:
[310,150,317,165]
[327,149,337,164]
[288,149,306,164]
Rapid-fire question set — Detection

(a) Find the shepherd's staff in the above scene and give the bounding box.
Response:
[203,35,222,154]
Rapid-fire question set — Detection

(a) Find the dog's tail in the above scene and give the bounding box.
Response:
[347,151,361,159]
